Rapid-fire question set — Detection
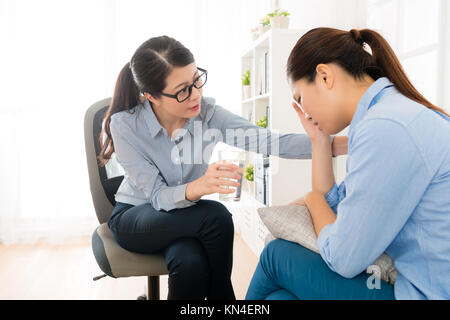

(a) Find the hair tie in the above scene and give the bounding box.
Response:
[350,29,364,46]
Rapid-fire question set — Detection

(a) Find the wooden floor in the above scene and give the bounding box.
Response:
[0,233,259,300]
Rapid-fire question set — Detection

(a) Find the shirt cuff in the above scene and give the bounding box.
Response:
[325,183,339,209]
[173,183,199,208]
[316,223,335,271]
[317,223,332,251]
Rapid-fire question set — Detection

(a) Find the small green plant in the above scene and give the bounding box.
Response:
[256,115,267,128]
[267,9,290,18]
[244,164,254,182]
[259,16,270,27]
[241,70,251,86]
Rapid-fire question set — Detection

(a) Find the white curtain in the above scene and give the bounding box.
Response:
[0,0,275,244]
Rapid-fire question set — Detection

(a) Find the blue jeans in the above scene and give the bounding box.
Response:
[245,239,395,300]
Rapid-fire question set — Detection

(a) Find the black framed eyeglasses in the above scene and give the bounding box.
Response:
[160,68,208,103]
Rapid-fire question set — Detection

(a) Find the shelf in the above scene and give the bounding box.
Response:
[239,188,266,205]
[241,93,270,104]
[241,30,271,58]
[235,28,311,256]
[242,28,307,59]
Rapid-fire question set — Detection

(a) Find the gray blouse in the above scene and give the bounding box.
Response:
[110,96,317,211]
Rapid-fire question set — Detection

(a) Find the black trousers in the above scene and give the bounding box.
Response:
[107,199,235,300]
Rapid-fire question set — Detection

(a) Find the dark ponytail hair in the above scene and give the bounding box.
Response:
[287,27,449,117]
[97,36,195,167]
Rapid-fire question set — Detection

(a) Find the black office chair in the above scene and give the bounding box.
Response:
[84,97,168,300]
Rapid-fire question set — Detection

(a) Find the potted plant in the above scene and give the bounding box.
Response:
[241,70,251,99]
[267,9,290,29]
[256,115,267,128]
[244,164,255,196]
[257,16,271,35]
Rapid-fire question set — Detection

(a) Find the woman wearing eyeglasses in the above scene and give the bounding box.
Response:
[97,36,347,300]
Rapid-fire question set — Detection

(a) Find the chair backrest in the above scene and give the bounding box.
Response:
[84,98,124,224]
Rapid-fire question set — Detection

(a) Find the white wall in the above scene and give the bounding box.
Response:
[285,0,367,30]
[366,0,449,113]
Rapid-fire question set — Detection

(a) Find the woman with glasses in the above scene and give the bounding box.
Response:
[97,36,347,300]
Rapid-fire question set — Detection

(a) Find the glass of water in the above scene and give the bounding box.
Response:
[218,150,245,201]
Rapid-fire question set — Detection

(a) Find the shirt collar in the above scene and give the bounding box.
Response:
[185,117,195,136]
[142,99,164,138]
[349,77,395,136]
[142,99,196,139]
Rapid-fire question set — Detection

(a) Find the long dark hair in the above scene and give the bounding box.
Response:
[287,27,449,117]
[98,36,195,167]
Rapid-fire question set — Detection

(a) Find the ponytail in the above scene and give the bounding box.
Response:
[97,62,141,167]
[356,29,448,117]
[287,27,449,117]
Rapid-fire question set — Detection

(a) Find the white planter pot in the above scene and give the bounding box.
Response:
[246,180,255,197]
[257,25,271,34]
[269,16,290,29]
[243,85,252,100]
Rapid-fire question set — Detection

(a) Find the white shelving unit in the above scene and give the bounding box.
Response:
[214,28,346,257]
[239,28,318,207]
[236,28,313,256]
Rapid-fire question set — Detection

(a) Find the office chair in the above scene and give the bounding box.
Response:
[84,97,168,300]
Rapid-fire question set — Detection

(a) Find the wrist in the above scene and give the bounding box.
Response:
[305,191,325,206]
[186,180,202,202]
[311,135,332,149]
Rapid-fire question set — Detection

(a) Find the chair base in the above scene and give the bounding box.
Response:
[137,276,160,300]
[147,275,160,300]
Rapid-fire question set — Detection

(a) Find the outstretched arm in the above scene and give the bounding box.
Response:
[209,104,314,159]
[331,136,349,157]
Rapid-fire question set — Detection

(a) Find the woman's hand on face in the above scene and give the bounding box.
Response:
[292,101,329,144]
[186,160,243,201]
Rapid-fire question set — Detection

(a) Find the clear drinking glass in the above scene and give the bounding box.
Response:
[218,150,245,201]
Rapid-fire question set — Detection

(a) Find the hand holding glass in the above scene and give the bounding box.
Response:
[218,151,245,201]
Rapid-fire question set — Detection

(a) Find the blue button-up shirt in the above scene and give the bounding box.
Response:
[317,77,450,299]
[110,96,316,211]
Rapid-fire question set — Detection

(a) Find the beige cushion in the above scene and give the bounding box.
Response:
[96,223,168,277]
[258,205,397,285]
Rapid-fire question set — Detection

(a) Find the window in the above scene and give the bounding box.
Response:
[367,0,447,111]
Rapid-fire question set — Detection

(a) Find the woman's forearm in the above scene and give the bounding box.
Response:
[311,137,335,195]
[305,191,337,236]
